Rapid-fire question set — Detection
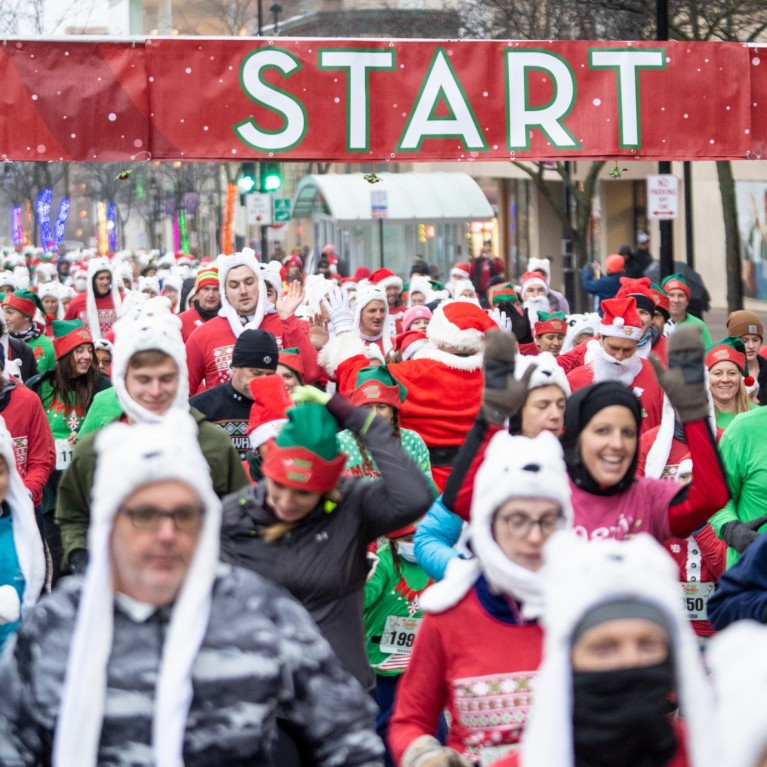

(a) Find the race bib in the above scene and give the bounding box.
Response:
[379,615,421,655]
[681,581,715,621]
[55,438,74,471]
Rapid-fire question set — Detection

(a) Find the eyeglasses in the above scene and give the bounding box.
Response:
[118,505,204,532]
[497,512,565,538]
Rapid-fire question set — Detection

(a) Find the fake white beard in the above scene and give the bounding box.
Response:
[590,343,643,387]
[524,296,550,326]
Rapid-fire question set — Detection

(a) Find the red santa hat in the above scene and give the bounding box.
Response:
[598,296,643,341]
[370,268,403,293]
[426,300,497,353]
[520,271,548,297]
[616,276,656,315]
[394,330,428,360]
[247,375,292,450]
[450,262,470,279]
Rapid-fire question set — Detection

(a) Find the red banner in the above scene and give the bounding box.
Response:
[0,37,764,162]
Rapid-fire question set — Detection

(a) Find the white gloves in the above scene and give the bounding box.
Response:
[488,307,513,334]
[323,285,354,336]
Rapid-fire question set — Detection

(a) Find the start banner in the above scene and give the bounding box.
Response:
[0,37,765,162]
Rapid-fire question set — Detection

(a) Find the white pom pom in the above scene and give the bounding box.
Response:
[613,316,625,328]
[0,584,21,624]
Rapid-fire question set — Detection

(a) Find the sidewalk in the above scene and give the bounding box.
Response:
[703,307,729,341]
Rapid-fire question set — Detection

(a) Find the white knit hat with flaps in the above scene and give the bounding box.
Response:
[53,411,222,767]
[216,249,267,338]
[708,620,767,767]
[520,532,718,767]
[420,430,571,618]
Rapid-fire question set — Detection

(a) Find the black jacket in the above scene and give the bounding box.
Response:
[219,398,434,690]
[8,337,38,382]
[190,381,252,459]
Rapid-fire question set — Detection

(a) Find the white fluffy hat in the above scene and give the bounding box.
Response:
[85,256,123,339]
[216,249,267,338]
[111,297,188,424]
[421,430,572,618]
[515,351,571,396]
[708,621,767,767]
[527,257,551,281]
[520,533,718,767]
[53,411,222,767]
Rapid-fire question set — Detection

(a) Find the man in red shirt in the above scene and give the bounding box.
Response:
[185,249,321,395]
[566,296,664,433]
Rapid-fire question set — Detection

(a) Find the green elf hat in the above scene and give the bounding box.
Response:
[2,289,45,319]
[488,282,518,305]
[705,336,747,376]
[261,402,346,492]
[661,273,691,300]
[534,310,567,336]
[350,365,407,410]
[52,319,94,360]
[277,347,305,383]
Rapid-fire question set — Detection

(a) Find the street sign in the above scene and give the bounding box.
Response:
[646,174,679,220]
[273,198,292,223]
[246,193,272,225]
[371,189,388,219]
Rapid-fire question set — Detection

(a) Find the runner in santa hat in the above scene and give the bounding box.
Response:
[498,533,718,767]
[616,276,669,364]
[445,262,470,298]
[390,429,572,767]
[244,373,292,483]
[370,268,405,333]
[706,337,759,431]
[321,300,496,490]
[390,329,428,363]
[185,249,321,395]
[63,256,123,339]
[566,296,665,433]
[526,256,570,313]
[519,270,550,326]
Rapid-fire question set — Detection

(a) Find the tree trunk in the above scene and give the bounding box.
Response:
[716,160,743,312]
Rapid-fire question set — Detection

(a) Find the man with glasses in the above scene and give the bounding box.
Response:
[0,413,384,766]
[56,302,248,575]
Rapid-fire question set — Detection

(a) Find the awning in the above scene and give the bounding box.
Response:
[291,172,494,222]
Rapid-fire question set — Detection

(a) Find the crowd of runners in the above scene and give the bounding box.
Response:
[0,240,766,766]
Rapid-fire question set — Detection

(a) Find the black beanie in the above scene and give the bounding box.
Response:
[561,382,642,496]
[231,329,279,370]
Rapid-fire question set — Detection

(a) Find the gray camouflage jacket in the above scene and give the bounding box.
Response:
[0,564,384,767]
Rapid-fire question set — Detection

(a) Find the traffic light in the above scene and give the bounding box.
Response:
[237,162,256,195]
[260,162,282,193]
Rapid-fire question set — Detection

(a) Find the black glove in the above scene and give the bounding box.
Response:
[510,305,534,345]
[482,330,535,426]
[650,324,709,423]
[721,515,767,553]
[68,548,89,575]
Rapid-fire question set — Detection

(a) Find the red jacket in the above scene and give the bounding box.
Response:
[178,305,210,343]
[185,314,321,395]
[0,381,56,507]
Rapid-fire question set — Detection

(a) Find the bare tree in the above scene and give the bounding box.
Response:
[0,0,101,35]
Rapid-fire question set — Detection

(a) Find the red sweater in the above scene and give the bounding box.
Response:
[388,588,542,764]
[185,314,320,395]
[63,293,118,336]
[178,305,210,343]
[1,382,56,507]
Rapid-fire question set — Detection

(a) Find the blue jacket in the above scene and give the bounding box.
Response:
[581,266,622,308]
[707,532,767,629]
[414,496,464,581]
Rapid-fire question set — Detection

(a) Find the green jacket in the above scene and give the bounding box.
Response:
[56,404,249,569]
